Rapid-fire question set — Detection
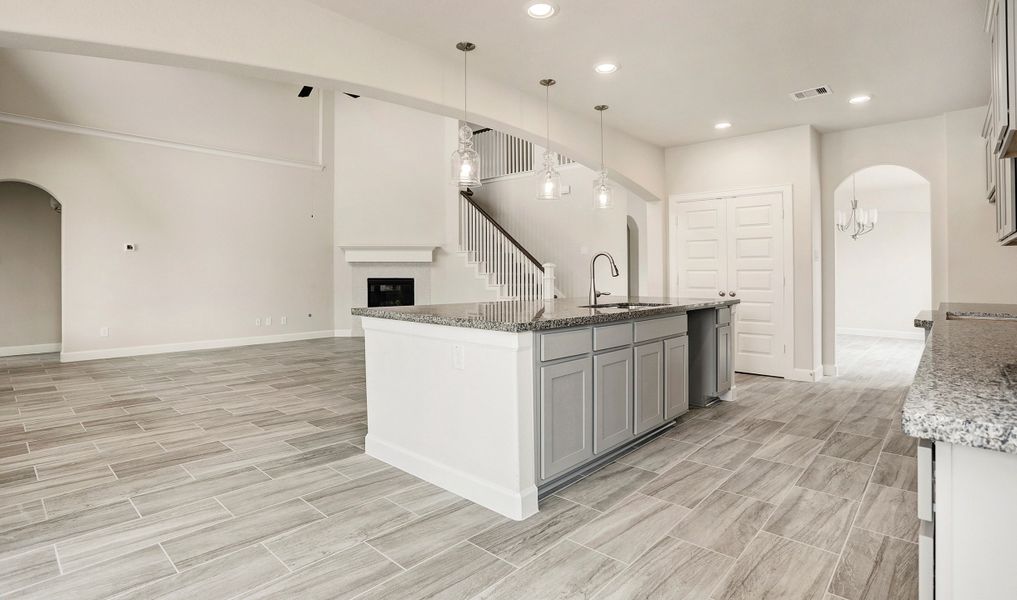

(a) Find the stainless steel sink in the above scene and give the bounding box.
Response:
[579,302,671,309]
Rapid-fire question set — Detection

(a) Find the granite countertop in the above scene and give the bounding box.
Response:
[903,303,1017,454]
[914,310,934,330]
[351,296,739,332]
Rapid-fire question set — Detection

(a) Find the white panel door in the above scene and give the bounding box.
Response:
[673,199,727,299]
[726,193,785,377]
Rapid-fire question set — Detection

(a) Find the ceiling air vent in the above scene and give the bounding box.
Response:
[789,85,833,102]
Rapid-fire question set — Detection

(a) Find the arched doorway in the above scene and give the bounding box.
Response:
[832,165,929,378]
[0,181,61,357]
[627,216,640,296]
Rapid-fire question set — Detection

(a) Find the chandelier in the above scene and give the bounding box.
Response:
[836,174,878,240]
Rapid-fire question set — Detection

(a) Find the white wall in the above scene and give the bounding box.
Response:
[0,0,666,203]
[834,182,931,339]
[820,107,1017,369]
[0,182,61,352]
[471,157,630,299]
[0,49,336,359]
[664,125,822,378]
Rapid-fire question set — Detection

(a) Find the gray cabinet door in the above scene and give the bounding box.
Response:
[717,324,732,394]
[593,348,634,454]
[664,335,689,420]
[634,341,665,435]
[540,356,594,480]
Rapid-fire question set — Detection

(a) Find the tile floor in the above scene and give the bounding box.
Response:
[0,334,923,599]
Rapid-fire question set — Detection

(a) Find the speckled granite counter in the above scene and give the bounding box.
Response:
[914,310,934,330]
[352,296,738,332]
[903,303,1017,453]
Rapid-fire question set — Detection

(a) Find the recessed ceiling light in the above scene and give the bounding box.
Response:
[526,2,557,19]
[594,63,618,74]
[849,95,871,105]
[714,122,732,130]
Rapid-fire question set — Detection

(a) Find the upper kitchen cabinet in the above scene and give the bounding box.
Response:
[986,0,1017,243]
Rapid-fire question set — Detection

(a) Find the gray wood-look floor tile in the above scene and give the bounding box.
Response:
[366,499,506,569]
[763,487,858,553]
[569,492,689,564]
[688,435,763,471]
[116,542,289,600]
[617,436,698,473]
[870,453,918,492]
[592,537,731,600]
[5,545,175,600]
[640,460,732,509]
[303,467,422,516]
[881,430,918,457]
[256,442,361,477]
[0,466,117,509]
[854,484,920,543]
[752,433,825,468]
[716,532,839,600]
[44,465,191,518]
[555,461,658,512]
[837,415,891,439]
[0,547,60,595]
[356,541,515,600]
[245,543,400,600]
[820,432,884,465]
[0,500,46,533]
[718,457,804,503]
[285,422,367,451]
[216,466,348,515]
[779,415,840,440]
[328,452,389,479]
[56,497,231,571]
[130,466,269,516]
[108,441,231,479]
[669,489,775,558]
[267,497,415,570]
[0,500,139,561]
[797,455,874,501]
[476,539,624,600]
[724,417,785,443]
[385,482,461,516]
[470,495,598,566]
[176,442,298,479]
[828,527,918,600]
[665,419,731,445]
[160,497,323,570]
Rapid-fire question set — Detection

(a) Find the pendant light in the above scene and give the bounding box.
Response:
[535,78,562,201]
[450,42,481,188]
[592,105,613,209]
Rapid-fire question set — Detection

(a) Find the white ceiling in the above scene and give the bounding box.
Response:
[835,165,931,212]
[311,0,988,148]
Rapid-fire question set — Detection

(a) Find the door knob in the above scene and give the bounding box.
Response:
[729,291,737,297]
[718,291,726,297]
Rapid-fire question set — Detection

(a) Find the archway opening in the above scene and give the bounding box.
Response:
[0,181,61,358]
[627,216,640,296]
[832,165,929,379]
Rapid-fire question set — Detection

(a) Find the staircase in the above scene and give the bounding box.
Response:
[458,190,554,300]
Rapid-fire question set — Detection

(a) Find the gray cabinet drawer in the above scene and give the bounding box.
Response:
[717,307,731,325]
[540,328,592,362]
[634,315,688,343]
[594,323,633,351]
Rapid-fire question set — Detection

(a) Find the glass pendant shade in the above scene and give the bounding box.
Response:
[593,170,613,209]
[451,124,481,187]
[536,150,562,201]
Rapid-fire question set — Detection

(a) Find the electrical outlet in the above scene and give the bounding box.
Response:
[265,316,272,326]
[100,326,109,337]
[452,344,465,370]
[280,316,287,325]
[255,318,261,327]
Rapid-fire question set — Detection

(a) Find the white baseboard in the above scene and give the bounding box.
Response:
[836,327,924,341]
[333,329,355,337]
[788,367,823,383]
[59,330,336,363]
[0,343,61,358]
[823,364,839,377]
[365,434,538,521]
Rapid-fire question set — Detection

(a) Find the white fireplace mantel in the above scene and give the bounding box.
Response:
[339,245,439,263]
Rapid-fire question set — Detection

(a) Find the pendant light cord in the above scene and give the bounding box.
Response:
[545,84,550,152]
[599,110,605,170]
[463,50,468,123]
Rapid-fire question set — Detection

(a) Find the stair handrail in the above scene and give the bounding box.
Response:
[460,190,544,273]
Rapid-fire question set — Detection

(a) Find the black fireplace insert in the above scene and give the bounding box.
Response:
[367,278,414,307]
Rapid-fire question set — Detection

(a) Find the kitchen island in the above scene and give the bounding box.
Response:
[352,297,738,520]
[904,303,1017,599]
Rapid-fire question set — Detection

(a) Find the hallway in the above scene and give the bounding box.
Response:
[0,335,922,599]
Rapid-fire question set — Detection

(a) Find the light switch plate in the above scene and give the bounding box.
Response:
[452,344,465,370]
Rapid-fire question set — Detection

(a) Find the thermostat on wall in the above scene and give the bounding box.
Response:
[124,243,137,252]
